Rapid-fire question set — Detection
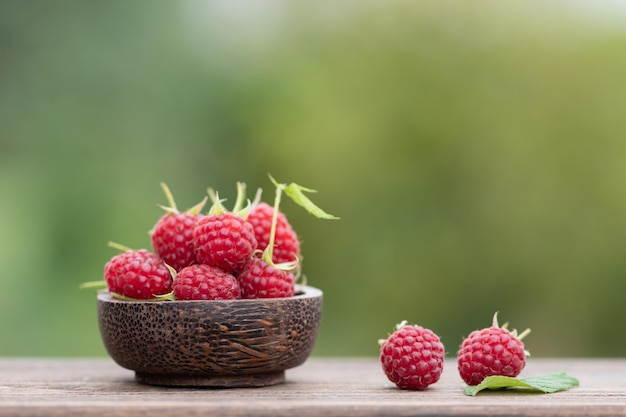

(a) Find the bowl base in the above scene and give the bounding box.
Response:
[135,370,286,388]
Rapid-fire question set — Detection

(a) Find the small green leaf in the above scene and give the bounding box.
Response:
[268,175,339,220]
[464,372,579,396]
[284,183,339,219]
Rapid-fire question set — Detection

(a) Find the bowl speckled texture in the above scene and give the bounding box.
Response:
[97,285,322,387]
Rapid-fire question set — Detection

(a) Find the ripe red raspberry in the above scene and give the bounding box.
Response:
[103,249,173,299]
[237,257,295,299]
[457,313,531,386]
[193,213,257,273]
[380,322,445,390]
[247,202,300,264]
[173,264,241,300]
[150,183,207,271]
[151,212,204,271]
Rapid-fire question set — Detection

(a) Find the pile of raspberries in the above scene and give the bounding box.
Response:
[103,182,302,301]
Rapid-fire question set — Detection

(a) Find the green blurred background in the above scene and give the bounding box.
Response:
[2,1,626,358]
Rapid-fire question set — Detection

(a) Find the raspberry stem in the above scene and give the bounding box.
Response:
[492,311,501,328]
[232,182,246,213]
[159,182,178,213]
[208,191,228,216]
[108,241,134,252]
[396,320,409,330]
[260,180,300,272]
[261,174,338,271]
[232,182,251,219]
[517,328,532,341]
[207,187,218,205]
[492,311,532,351]
[79,280,107,290]
[251,187,263,207]
[262,181,284,267]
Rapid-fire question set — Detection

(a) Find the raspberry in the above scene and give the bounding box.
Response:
[150,183,207,271]
[247,202,300,264]
[379,322,445,390]
[457,312,531,386]
[103,249,173,299]
[237,257,295,299]
[151,212,204,271]
[173,264,241,300]
[193,213,257,273]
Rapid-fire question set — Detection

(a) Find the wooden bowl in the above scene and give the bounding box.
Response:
[97,285,322,388]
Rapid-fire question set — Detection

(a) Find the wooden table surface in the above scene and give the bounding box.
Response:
[1,357,625,416]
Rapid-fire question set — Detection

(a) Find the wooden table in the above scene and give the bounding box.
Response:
[1,357,625,416]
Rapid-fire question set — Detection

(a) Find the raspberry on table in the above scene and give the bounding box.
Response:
[247,202,300,264]
[103,249,173,299]
[237,257,295,299]
[379,321,445,390]
[457,312,531,386]
[173,264,241,300]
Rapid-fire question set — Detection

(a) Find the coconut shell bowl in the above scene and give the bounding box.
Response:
[97,285,322,388]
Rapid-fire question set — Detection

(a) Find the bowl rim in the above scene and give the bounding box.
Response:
[97,284,322,304]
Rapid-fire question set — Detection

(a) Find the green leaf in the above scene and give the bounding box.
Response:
[284,183,339,219]
[268,175,339,220]
[464,372,579,396]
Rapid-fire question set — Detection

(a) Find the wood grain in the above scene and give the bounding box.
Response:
[0,358,625,416]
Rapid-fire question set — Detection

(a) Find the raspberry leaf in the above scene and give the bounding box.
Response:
[261,175,337,270]
[269,175,339,220]
[233,182,249,214]
[464,372,579,396]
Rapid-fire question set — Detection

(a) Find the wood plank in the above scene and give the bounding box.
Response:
[0,358,625,416]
